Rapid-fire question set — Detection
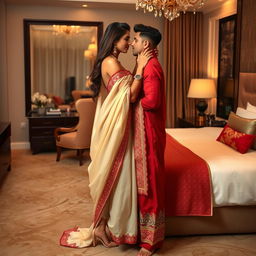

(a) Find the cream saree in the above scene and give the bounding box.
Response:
[60,70,138,247]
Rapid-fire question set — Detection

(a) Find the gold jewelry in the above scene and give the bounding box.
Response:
[113,45,118,55]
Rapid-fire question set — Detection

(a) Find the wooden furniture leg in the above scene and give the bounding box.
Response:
[56,146,62,162]
[78,149,83,166]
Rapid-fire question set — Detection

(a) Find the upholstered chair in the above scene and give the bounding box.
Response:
[71,90,94,102]
[54,98,96,166]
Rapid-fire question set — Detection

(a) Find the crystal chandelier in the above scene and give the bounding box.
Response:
[52,25,81,35]
[136,0,205,21]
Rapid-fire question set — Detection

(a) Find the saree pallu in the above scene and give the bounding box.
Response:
[60,70,138,248]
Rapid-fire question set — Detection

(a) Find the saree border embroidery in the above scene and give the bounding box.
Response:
[110,232,137,245]
[139,211,165,246]
[93,111,131,225]
[134,101,148,196]
[60,227,80,248]
[107,70,131,92]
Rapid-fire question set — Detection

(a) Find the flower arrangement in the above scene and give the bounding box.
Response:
[31,92,51,108]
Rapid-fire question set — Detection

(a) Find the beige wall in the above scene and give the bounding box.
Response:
[0,0,9,122]
[5,4,164,144]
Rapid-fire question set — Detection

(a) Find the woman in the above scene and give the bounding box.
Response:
[60,22,152,248]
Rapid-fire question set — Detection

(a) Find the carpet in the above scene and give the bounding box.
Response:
[0,149,255,256]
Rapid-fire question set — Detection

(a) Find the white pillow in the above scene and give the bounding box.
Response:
[247,102,256,113]
[236,107,256,119]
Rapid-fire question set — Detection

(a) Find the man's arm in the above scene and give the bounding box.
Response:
[141,65,161,110]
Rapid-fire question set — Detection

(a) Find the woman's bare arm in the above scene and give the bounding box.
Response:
[101,57,123,86]
[101,50,152,103]
[130,48,153,103]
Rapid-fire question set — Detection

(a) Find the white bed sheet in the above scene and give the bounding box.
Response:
[166,127,256,207]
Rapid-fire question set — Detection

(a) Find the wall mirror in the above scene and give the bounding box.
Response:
[217,15,237,119]
[24,19,103,116]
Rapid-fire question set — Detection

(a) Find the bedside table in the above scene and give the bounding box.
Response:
[178,117,226,128]
[178,117,204,128]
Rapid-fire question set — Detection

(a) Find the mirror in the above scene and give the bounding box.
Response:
[217,15,236,119]
[24,19,103,116]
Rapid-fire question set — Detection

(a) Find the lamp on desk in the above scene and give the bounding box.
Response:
[187,79,216,124]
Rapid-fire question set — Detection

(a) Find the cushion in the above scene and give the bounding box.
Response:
[236,107,256,119]
[52,95,64,105]
[228,112,256,150]
[216,124,255,154]
[247,102,256,113]
[228,112,256,134]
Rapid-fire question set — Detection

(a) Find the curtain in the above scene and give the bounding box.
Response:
[31,29,93,99]
[164,12,203,127]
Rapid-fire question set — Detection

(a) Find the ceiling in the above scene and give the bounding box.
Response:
[3,0,234,13]
[3,0,135,10]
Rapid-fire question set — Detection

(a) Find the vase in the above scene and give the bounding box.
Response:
[37,107,46,116]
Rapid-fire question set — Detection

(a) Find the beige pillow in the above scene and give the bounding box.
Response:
[236,107,256,119]
[247,102,256,113]
[228,112,256,150]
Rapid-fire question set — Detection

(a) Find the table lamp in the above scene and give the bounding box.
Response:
[187,79,216,124]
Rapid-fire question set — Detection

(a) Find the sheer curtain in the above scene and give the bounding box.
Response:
[31,29,92,99]
[164,12,203,127]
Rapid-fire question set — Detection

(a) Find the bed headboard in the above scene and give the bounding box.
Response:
[238,72,256,108]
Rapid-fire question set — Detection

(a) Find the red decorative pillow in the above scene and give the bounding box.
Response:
[52,96,64,105]
[216,124,255,154]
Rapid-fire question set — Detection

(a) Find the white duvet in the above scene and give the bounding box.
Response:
[166,127,256,207]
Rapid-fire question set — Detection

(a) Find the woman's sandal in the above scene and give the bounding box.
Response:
[105,225,118,247]
[137,248,155,256]
[92,227,117,248]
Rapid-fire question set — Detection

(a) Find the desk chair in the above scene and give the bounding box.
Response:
[54,98,96,165]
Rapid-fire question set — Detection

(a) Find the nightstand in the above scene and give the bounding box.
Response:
[178,117,226,128]
[178,117,204,128]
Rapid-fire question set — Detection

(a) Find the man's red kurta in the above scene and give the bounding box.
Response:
[138,55,166,251]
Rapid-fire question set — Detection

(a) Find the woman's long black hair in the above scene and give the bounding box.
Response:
[90,22,130,96]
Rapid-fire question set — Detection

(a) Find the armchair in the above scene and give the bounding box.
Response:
[54,98,96,165]
[71,90,94,102]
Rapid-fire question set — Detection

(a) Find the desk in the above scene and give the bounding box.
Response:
[28,112,79,154]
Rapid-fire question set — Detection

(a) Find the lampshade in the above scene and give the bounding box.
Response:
[88,43,97,55]
[84,49,94,59]
[187,79,216,99]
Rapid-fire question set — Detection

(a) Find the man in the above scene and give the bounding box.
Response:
[131,24,166,256]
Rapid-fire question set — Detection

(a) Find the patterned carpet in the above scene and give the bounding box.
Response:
[0,149,255,256]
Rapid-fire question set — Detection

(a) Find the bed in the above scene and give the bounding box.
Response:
[165,72,256,236]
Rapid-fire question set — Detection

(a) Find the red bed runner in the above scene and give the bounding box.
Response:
[164,134,212,216]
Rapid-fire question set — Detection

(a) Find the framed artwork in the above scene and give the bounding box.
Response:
[217,14,237,119]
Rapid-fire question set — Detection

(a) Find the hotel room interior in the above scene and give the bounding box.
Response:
[0,0,256,255]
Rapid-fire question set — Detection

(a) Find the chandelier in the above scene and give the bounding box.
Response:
[52,25,81,35]
[136,0,205,21]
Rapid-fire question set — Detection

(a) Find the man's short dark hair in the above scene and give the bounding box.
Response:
[134,24,162,47]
